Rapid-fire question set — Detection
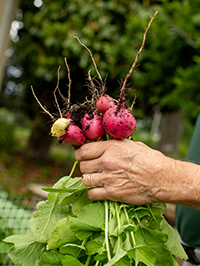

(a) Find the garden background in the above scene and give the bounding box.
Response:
[0,0,200,265]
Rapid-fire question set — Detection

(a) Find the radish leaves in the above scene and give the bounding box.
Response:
[4,175,187,266]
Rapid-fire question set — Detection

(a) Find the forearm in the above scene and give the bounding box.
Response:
[154,158,200,210]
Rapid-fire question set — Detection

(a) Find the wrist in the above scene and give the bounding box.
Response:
[157,158,200,209]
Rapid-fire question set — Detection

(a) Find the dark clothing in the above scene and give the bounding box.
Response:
[176,114,200,247]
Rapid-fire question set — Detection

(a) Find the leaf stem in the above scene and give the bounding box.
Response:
[85,255,92,266]
[105,200,111,261]
[106,134,110,140]
[120,11,158,99]
[123,206,136,246]
[147,204,158,224]
[62,160,79,187]
[115,202,121,253]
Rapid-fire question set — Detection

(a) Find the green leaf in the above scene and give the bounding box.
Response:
[133,227,175,265]
[47,218,80,250]
[3,230,45,266]
[69,202,105,240]
[38,251,64,265]
[61,187,88,203]
[160,218,188,260]
[59,178,84,205]
[128,245,157,266]
[149,203,166,215]
[71,190,92,216]
[112,254,132,266]
[85,239,103,255]
[59,243,85,257]
[119,224,136,234]
[61,255,85,266]
[108,216,118,236]
[43,188,86,193]
[30,176,70,243]
[104,248,127,266]
[133,207,150,219]
[94,250,107,261]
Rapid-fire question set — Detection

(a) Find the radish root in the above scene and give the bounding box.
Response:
[120,11,158,98]
[74,36,103,84]
[31,85,54,119]
[53,66,63,118]
[64,57,72,109]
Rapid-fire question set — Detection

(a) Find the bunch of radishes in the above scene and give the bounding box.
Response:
[52,92,136,148]
[49,59,137,147]
[32,12,157,148]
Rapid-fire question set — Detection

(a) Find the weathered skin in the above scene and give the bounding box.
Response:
[75,139,200,210]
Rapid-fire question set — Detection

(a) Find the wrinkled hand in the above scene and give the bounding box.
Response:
[75,139,176,205]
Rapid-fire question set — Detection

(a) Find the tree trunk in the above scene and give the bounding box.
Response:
[27,114,53,161]
[157,111,183,156]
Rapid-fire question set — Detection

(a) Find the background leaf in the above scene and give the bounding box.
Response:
[30,176,70,243]
[4,230,45,266]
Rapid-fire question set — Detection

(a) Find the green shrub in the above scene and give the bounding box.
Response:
[0,108,16,156]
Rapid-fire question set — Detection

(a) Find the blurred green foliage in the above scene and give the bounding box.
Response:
[0,108,16,158]
[1,0,199,120]
[131,0,200,122]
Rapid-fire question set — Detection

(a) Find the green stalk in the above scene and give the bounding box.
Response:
[123,206,136,246]
[75,239,87,259]
[85,255,92,266]
[147,204,158,224]
[106,134,110,140]
[115,202,121,253]
[135,212,147,243]
[105,200,111,261]
[62,160,79,187]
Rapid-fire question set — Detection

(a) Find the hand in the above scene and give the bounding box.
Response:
[75,139,176,205]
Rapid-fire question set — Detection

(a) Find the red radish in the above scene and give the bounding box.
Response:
[96,95,115,114]
[81,112,105,141]
[101,12,159,140]
[60,124,87,146]
[103,105,136,139]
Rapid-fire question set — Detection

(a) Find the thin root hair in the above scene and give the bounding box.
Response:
[53,66,63,118]
[64,57,72,109]
[74,36,103,84]
[120,10,158,97]
[130,94,137,110]
[30,85,54,119]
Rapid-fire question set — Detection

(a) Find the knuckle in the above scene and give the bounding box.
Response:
[104,186,115,199]
[79,161,86,173]
[75,144,88,161]
[87,189,94,200]
[102,155,112,169]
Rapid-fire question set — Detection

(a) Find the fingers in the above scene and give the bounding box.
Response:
[75,141,107,161]
[87,187,110,201]
[82,173,104,187]
[82,173,112,201]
